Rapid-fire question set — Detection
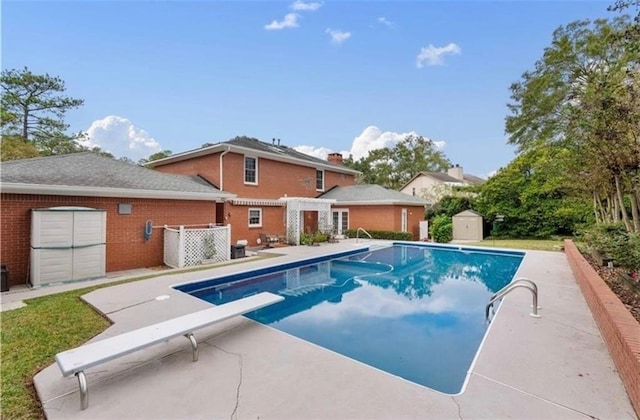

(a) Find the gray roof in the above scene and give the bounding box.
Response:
[319,184,428,206]
[1,153,234,200]
[149,137,360,175]
[462,174,485,185]
[421,171,465,183]
[226,137,333,168]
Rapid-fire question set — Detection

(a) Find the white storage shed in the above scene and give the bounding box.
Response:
[452,210,484,241]
[30,207,106,287]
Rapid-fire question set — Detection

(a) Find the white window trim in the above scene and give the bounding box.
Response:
[244,156,258,185]
[316,169,325,191]
[248,208,262,228]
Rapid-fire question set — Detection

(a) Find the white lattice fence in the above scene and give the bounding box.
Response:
[164,226,231,268]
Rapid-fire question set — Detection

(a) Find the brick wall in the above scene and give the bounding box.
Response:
[564,240,640,417]
[223,203,287,246]
[1,194,216,287]
[154,151,355,198]
[339,205,425,240]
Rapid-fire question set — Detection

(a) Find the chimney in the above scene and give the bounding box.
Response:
[327,153,344,166]
[448,164,464,180]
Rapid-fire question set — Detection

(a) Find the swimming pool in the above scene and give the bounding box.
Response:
[175,243,524,394]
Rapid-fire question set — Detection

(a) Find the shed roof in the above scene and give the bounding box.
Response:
[1,153,235,201]
[453,210,484,217]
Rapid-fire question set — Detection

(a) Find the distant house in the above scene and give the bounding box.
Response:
[0,153,234,288]
[150,137,428,244]
[400,165,485,205]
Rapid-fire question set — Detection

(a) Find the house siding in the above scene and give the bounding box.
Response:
[1,193,216,287]
[401,176,456,204]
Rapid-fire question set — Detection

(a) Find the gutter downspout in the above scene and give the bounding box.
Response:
[219,146,231,191]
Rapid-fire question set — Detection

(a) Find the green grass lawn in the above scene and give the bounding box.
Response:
[464,238,567,251]
[0,255,278,419]
[1,284,113,419]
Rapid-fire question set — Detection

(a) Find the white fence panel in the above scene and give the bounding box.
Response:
[164,225,230,269]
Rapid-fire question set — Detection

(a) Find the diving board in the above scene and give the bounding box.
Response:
[55,292,284,410]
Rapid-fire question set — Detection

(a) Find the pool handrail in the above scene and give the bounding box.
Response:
[485,278,540,322]
[356,227,373,243]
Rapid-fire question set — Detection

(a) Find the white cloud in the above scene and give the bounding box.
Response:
[265,13,299,30]
[377,16,393,27]
[325,28,351,44]
[349,126,444,161]
[290,277,489,323]
[293,145,334,160]
[294,125,445,162]
[416,43,461,68]
[81,116,162,161]
[291,0,322,11]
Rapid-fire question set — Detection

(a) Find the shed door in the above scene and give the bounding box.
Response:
[454,217,480,241]
[30,207,106,287]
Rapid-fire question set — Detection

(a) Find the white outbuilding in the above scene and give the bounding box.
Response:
[452,210,484,241]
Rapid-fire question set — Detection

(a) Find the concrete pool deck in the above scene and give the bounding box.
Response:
[28,240,637,419]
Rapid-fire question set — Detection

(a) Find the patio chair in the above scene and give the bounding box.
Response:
[259,232,280,248]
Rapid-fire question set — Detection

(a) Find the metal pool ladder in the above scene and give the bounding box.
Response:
[356,227,373,243]
[485,278,541,322]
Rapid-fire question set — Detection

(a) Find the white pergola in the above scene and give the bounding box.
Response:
[280,197,336,245]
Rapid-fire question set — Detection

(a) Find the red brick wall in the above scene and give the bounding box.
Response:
[337,205,425,240]
[223,203,287,246]
[564,240,640,417]
[1,194,216,287]
[154,151,355,198]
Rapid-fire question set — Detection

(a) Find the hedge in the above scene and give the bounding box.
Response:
[343,229,412,241]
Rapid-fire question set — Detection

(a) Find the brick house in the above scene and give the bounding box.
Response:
[0,153,233,288]
[150,137,428,245]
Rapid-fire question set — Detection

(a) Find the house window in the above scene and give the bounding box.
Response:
[316,170,324,191]
[245,156,257,184]
[248,208,262,227]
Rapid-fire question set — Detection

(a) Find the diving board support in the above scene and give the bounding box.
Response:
[76,371,88,411]
[185,333,198,362]
[56,292,284,410]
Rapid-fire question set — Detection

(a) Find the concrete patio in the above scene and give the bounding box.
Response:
[20,240,637,419]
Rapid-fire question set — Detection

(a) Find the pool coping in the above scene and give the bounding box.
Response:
[32,240,637,419]
[564,239,640,418]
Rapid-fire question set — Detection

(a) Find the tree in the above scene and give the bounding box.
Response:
[475,146,593,238]
[343,135,450,189]
[1,67,84,153]
[609,0,640,53]
[505,17,640,232]
[0,135,40,161]
[139,150,172,165]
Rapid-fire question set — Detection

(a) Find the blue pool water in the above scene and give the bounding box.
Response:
[176,244,524,394]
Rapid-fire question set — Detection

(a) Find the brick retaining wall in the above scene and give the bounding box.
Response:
[564,239,640,417]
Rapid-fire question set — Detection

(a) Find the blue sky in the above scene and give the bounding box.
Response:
[2,0,614,177]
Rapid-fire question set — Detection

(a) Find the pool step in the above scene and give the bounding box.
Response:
[280,282,334,297]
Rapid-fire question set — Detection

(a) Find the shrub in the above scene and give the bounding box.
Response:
[583,223,640,273]
[430,214,452,243]
[343,229,412,241]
